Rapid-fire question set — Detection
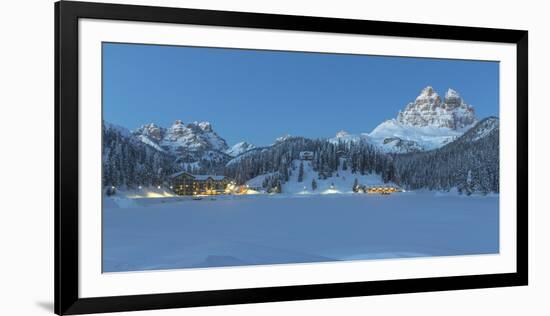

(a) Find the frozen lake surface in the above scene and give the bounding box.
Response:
[103,192,499,272]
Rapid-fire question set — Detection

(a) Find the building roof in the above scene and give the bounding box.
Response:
[169,171,194,179]
[169,171,227,181]
[193,175,227,181]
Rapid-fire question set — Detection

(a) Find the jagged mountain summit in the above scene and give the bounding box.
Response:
[132,120,231,171]
[274,134,293,144]
[368,86,478,152]
[133,120,229,155]
[396,86,477,129]
[330,130,369,144]
[161,120,228,153]
[225,141,256,157]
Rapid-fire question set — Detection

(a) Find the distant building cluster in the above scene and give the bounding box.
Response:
[170,171,232,195]
[353,184,402,195]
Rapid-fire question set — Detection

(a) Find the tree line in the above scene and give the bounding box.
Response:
[102,118,499,194]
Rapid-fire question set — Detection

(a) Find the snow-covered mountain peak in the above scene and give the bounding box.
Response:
[396,86,476,130]
[226,141,256,157]
[416,86,440,103]
[445,88,460,100]
[443,88,468,111]
[166,120,188,137]
[275,134,292,143]
[329,130,370,145]
[198,121,213,132]
[335,130,350,138]
[134,123,164,142]
[132,119,229,159]
[367,86,480,153]
[163,120,228,152]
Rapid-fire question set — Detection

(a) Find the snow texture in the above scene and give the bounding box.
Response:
[368,119,466,152]
[103,193,499,272]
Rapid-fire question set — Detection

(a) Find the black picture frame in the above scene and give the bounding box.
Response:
[55,1,528,315]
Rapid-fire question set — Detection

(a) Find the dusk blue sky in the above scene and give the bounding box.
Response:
[103,42,499,146]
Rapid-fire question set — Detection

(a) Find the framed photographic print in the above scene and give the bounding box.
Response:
[55,1,528,314]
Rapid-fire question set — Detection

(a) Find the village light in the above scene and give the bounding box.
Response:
[138,185,142,189]
[157,185,161,189]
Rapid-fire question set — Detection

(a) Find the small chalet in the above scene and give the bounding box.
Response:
[170,171,232,195]
[299,151,314,160]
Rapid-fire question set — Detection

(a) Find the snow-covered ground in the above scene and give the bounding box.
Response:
[103,192,499,272]
[107,186,177,199]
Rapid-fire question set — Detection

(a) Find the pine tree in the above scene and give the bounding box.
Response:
[298,161,304,182]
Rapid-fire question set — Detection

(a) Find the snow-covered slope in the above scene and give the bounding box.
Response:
[104,121,132,137]
[449,116,499,145]
[246,159,391,194]
[226,141,256,157]
[135,134,165,152]
[226,147,269,167]
[466,116,499,142]
[368,119,465,152]
[329,119,463,153]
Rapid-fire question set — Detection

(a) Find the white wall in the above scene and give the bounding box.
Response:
[0,0,546,315]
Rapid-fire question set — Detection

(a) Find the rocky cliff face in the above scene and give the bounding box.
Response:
[396,86,477,129]
[133,123,164,142]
